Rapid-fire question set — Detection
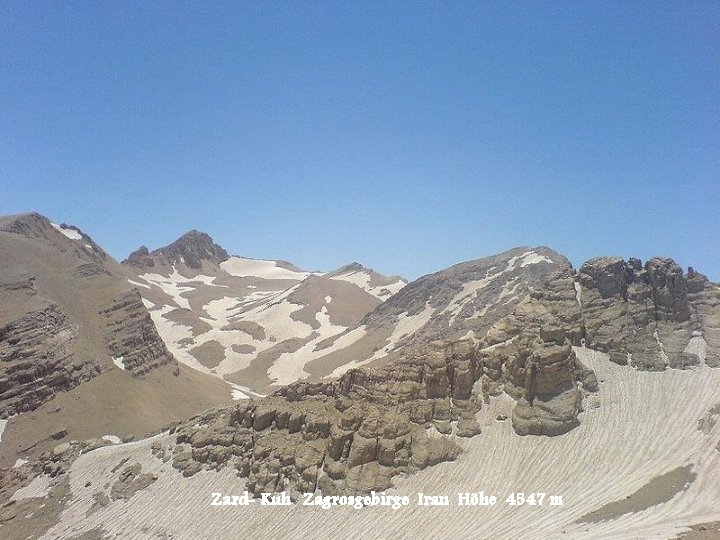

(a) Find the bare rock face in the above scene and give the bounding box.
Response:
[477,266,589,436]
[123,230,229,270]
[100,290,178,376]
[170,339,483,497]
[123,246,155,269]
[0,305,101,417]
[578,256,719,370]
[169,291,591,498]
[162,249,720,498]
[109,463,157,500]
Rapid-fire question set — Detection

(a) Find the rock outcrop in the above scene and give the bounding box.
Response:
[0,305,101,417]
[578,256,720,370]
[477,265,589,435]
[123,246,155,269]
[100,290,178,376]
[3,214,720,509]
[0,213,185,420]
[170,339,486,497]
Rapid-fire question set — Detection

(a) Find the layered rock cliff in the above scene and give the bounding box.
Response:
[578,256,719,369]
[159,250,720,498]
[0,213,182,421]
[0,303,100,417]
[100,290,178,376]
[169,339,482,497]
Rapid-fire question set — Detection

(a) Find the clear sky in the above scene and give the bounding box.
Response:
[2,1,718,281]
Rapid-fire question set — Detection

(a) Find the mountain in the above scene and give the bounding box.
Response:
[124,230,230,270]
[301,246,574,379]
[119,233,407,394]
[0,213,235,472]
[1,215,719,539]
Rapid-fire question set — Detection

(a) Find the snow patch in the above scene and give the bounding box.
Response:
[228,383,249,400]
[0,416,10,445]
[653,330,670,365]
[331,302,438,379]
[480,336,518,353]
[445,273,496,326]
[574,281,582,306]
[506,250,552,270]
[330,270,371,289]
[127,278,151,290]
[317,325,369,366]
[684,335,707,364]
[102,435,122,444]
[12,458,28,468]
[112,356,126,370]
[227,382,264,400]
[325,295,332,304]
[330,270,405,299]
[155,285,315,379]
[11,474,54,501]
[221,257,314,280]
[139,268,220,310]
[51,222,82,240]
[519,251,553,267]
[141,298,155,309]
[268,304,348,386]
[498,279,522,304]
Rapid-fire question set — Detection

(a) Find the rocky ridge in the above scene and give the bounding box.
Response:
[124,230,229,270]
[168,339,482,497]
[100,290,178,376]
[2,213,718,506]
[578,256,720,369]
[159,251,719,497]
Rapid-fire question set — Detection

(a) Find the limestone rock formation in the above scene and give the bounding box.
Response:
[475,264,588,436]
[100,290,178,376]
[578,256,720,370]
[169,339,489,496]
[0,304,100,417]
[2,213,720,518]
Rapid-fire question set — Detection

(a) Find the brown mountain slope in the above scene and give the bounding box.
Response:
[0,213,233,468]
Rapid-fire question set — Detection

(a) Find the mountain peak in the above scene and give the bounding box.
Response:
[123,230,229,270]
[333,262,366,274]
[161,230,229,269]
[123,245,154,269]
[0,212,53,238]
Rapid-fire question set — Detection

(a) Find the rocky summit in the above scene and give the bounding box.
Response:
[578,256,719,369]
[1,213,719,539]
[124,230,230,270]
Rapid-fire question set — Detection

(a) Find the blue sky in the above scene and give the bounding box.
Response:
[2,1,718,280]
